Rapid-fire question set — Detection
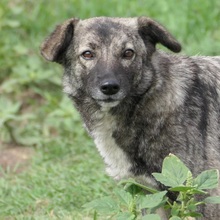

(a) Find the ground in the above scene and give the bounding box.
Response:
[0,142,34,177]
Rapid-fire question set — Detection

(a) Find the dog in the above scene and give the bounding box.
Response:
[41,16,220,219]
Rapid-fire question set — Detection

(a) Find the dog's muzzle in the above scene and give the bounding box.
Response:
[93,79,124,108]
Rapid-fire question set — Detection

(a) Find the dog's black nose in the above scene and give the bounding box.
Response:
[100,81,120,95]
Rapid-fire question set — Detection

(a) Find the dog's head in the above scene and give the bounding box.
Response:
[41,17,181,108]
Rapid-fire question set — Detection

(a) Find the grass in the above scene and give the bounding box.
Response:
[0,0,219,219]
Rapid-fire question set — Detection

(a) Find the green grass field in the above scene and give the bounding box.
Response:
[0,0,220,219]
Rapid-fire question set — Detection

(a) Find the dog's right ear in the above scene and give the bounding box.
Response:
[40,18,79,64]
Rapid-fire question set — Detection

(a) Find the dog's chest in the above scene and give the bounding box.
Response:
[91,111,132,180]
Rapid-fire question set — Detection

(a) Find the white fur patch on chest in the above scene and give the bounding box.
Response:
[91,111,132,180]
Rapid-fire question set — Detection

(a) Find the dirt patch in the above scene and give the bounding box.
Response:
[0,143,34,177]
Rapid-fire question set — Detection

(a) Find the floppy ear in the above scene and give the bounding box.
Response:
[138,16,181,53]
[40,18,79,64]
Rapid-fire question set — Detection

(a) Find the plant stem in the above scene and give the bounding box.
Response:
[4,121,18,144]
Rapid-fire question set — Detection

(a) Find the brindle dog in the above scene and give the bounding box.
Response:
[41,17,220,219]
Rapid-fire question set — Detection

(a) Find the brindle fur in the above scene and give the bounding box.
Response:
[41,17,220,219]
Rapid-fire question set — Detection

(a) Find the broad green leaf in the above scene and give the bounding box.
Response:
[183,212,203,218]
[114,188,133,206]
[169,186,195,192]
[194,169,219,190]
[5,19,20,28]
[187,203,197,212]
[152,154,190,187]
[138,191,167,209]
[203,196,220,204]
[142,214,161,220]
[190,188,207,195]
[82,196,120,214]
[116,212,135,220]
[123,183,144,196]
[119,178,158,193]
[14,44,28,55]
[152,173,175,188]
[169,217,181,220]
[171,201,180,216]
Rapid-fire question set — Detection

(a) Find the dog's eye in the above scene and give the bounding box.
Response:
[123,49,135,59]
[81,51,95,60]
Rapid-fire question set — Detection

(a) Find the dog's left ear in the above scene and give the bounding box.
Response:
[138,16,181,53]
[41,18,79,64]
